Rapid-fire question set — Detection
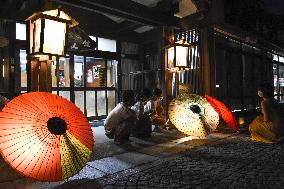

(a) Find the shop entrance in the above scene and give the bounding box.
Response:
[20,50,118,120]
[52,55,118,120]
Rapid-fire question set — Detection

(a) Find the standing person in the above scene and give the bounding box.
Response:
[249,83,284,143]
[144,88,167,131]
[131,88,152,137]
[104,90,137,144]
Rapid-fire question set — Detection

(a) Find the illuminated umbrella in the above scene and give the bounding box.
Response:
[205,95,239,131]
[0,92,94,181]
[168,94,219,138]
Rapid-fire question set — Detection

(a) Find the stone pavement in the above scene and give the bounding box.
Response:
[1,125,284,189]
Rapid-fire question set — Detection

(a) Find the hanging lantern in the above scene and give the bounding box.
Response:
[26,9,78,60]
[165,39,192,69]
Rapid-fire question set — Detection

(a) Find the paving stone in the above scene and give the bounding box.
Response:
[0,182,17,189]
[113,152,158,166]
[12,178,63,189]
[91,134,284,188]
[67,165,106,182]
[88,157,132,174]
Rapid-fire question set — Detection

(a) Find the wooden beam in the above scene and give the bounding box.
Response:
[53,0,179,27]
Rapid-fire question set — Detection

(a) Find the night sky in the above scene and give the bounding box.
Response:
[263,0,284,15]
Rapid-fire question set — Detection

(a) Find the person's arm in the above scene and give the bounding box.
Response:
[144,101,154,115]
[261,101,270,122]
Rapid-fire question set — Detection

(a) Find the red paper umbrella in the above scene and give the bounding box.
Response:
[205,95,239,131]
[0,92,94,181]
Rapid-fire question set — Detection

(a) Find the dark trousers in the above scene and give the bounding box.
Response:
[132,115,152,138]
[105,116,136,142]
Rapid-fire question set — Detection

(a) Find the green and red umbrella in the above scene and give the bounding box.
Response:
[169,94,239,138]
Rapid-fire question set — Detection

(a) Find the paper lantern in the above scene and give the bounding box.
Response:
[165,42,192,68]
[26,9,78,60]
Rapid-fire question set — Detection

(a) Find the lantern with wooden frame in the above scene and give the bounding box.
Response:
[26,9,78,92]
[165,38,192,69]
[26,9,78,61]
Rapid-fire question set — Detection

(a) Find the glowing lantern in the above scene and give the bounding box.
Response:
[26,9,78,60]
[238,117,245,127]
[165,41,192,68]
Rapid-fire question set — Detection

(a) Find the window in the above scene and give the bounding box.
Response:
[74,55,84,87]
[75,91,85,113]
[86,57,105,87]
[98,37,116,52]
[59,57,70,87]
[20,49,27,88]
[279,56,284,63]
[86,91,96,117]
[107,60,118,87]
[16,23,26,40]
[51,61,57,87]
[272,54,284,102]
[279,65,284,102]
[273,64,278,96]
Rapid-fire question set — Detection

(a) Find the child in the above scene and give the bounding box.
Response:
[131,88,152,137]
[144,88,167,131]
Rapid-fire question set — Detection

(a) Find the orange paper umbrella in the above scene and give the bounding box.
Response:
[205,95,239,131]
[0,92,94,181]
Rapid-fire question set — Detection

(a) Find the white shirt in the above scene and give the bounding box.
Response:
[104,102,135,130]
[131,101,144,118]
[144,100,159,114]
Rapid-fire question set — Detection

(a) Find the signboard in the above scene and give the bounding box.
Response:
[67,27,97,52]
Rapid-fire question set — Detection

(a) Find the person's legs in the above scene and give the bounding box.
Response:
[135,115,152,137]
[152,116,166,131]
[132,118,143,137]
[249,115,277,143]
[105,128,114,139]
[144,116,152,137]
[114,116,136,143]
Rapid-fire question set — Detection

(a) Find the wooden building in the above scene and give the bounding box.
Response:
[0,0,284,119]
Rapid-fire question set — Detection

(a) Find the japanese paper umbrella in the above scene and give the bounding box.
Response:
[168,94,219,138]
[205,95,239,131]
[0,92,94,181]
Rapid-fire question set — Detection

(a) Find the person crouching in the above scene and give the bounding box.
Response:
[104,90,137,144]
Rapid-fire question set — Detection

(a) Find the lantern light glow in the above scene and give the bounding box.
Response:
[165,41,192,68]
[27,9,78,59]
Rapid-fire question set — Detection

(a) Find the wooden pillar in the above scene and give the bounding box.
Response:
[199,27,215,96]
[39,61,52,92]
[30,59,39,91]
[9,21,16,96]
[117,40,122,102]
[30,59,52,92]
[69,54,75,103]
